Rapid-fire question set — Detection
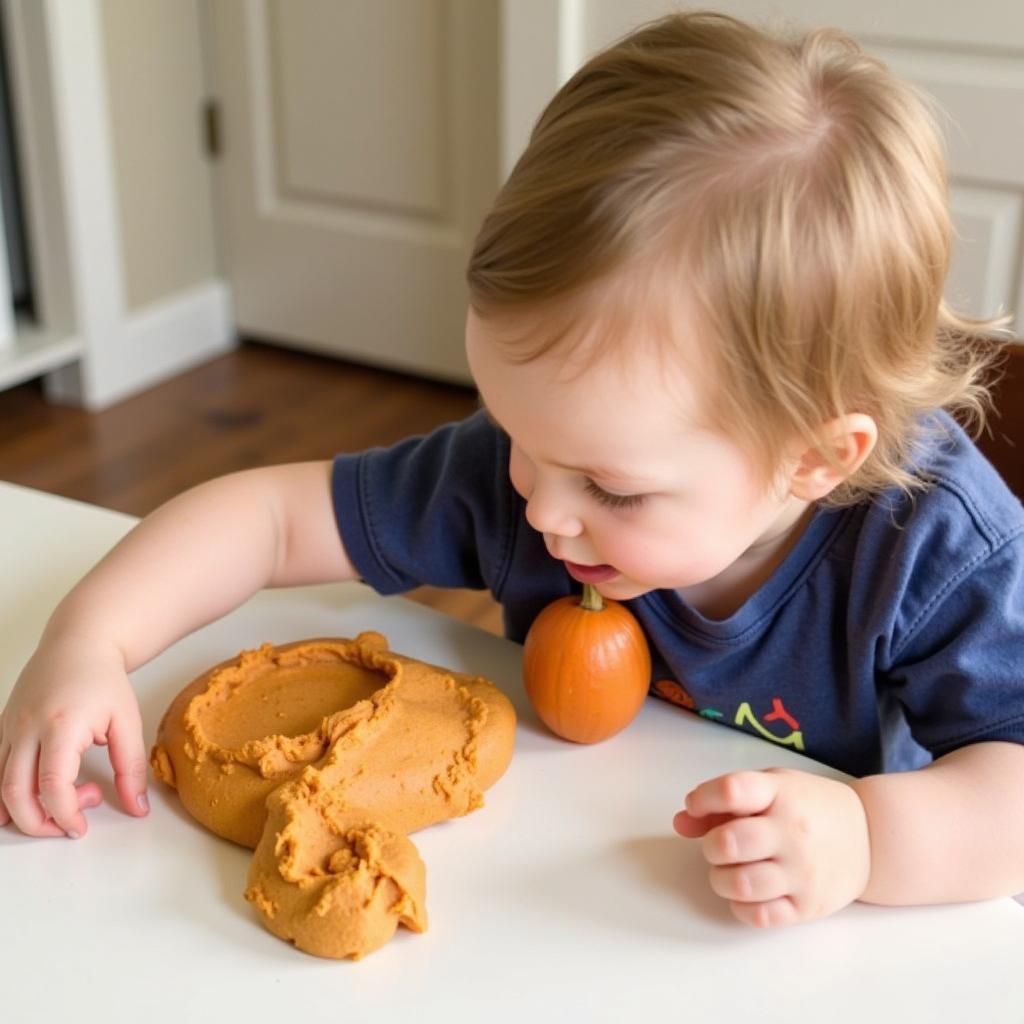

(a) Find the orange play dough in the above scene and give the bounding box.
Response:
[150,632,516,959]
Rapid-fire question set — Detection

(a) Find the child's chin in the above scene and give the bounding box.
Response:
[595,577,652,601]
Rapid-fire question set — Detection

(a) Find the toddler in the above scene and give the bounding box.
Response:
[3,11,1023,928]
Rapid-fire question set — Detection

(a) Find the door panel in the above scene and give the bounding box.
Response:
[210,0,500,382]
[271,0,446,213]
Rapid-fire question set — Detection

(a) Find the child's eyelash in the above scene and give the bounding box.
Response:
[584,478,646,509]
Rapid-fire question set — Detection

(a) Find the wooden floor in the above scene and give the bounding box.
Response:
[1,339,1021,640]
[0,341,506,634]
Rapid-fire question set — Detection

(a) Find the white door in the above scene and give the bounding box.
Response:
[502,0,1024,336]
[207,0,500,383]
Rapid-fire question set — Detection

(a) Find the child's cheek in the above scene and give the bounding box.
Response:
[508,445,533,502]
[594,527,661,578]
[598,523,708,586]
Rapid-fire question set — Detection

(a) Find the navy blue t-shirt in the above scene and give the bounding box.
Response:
[331,409,1024,777]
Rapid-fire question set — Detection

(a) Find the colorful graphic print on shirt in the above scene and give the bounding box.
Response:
[652,679,805,751]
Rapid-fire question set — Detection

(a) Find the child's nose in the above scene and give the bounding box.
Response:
[524,483,583,538]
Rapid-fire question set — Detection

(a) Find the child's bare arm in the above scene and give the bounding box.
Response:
[52,461,356,666]
[0,461,356,840]
[853,741,1024,904]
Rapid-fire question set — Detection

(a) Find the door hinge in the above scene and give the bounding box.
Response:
[202,98,221,159]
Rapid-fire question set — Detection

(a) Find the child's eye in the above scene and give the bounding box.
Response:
[584,478,647,510]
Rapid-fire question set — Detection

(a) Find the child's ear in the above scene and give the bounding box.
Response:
[787,414,878,502]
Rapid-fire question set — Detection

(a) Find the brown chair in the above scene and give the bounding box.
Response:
[976,341,1024,502]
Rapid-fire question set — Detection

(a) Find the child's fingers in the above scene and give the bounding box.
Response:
[0,742,9,826]
[728,896,800,930]
[76,781,103,808]
[672,809,734,838]
[708,860,790,903]
[683,771,778,819]
[700,815,778,866]
[37,729,92,838]
[106,710,149,817]
[1,779,103,834]
[1,741,68,837]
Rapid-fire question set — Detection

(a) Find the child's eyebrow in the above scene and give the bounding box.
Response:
[475,395,665,489]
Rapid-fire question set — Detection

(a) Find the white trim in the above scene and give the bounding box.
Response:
[0,321,81,389]
[500,0,589,179]
[45,278,236,410]
[556,0,585,83]
[947,186,1023,328]
[42,0,126,402]
[500,0,561,180]
[0,187,14,347]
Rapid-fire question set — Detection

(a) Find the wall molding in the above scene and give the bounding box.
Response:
[44,278,235,410]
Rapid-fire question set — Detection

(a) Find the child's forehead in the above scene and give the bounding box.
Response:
[468,308,713,440]
[468,288,716,417]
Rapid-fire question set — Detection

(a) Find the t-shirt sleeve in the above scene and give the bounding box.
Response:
[330,411,518,596]
[884,532,1024,758]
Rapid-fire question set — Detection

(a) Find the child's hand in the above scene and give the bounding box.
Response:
[0,635,150,839]
[673,767,871,927]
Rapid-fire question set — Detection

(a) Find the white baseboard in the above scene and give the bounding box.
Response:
[45,278,237,410]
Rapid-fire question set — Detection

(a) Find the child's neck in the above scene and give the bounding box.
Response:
[676,500,815,620]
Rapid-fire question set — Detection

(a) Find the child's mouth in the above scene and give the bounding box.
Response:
[563,560,620,584]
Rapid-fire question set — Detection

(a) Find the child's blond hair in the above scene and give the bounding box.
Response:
[466,9,1007,506]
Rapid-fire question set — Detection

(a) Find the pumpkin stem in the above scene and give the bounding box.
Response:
[580,583,604,611]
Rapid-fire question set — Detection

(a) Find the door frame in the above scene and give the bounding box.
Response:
[500,0,585,179]
[1,0,232,407]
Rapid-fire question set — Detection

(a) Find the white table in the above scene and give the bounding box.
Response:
[2,480,1022,1023]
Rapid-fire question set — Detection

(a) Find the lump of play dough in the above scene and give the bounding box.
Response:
[150,632,515,847]
[150,631,515,960]
[245,775,427,961]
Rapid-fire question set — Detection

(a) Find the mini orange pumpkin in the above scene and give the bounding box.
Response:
[522,583,652,744]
